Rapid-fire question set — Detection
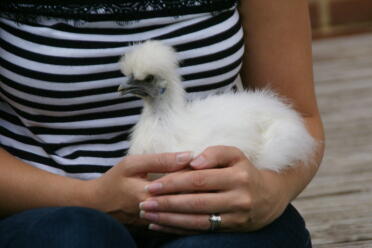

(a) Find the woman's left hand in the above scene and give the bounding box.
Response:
[138,145,291,234]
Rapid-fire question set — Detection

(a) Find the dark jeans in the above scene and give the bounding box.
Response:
[0,204,311,248]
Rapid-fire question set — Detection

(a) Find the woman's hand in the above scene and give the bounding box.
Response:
[84,152,192,226]
[138,146,291,234]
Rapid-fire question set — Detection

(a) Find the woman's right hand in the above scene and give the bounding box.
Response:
[84,152,192,226]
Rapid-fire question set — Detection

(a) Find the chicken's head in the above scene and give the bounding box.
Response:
[118,40,180,99]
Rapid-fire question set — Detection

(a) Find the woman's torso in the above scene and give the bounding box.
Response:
[0,1,243,180]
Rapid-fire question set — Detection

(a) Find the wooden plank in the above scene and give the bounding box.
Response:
[292,33,372,247]
[312,33,372,61]
[294,191,372,245]
[316,240,372,248]
[312,34,372,83]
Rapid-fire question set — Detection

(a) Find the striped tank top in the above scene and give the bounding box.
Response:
[0,1,244,180]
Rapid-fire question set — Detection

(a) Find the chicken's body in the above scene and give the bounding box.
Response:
[128,89,314,171]
[119,41,315,172]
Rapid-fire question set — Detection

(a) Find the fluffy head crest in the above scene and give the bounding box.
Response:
[120,40,179,80]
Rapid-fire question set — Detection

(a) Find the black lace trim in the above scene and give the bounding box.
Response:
[0,0,238,22]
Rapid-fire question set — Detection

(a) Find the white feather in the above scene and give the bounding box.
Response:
[120,41,316,172]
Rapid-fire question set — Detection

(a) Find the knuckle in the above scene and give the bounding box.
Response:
[190,172,206,188]
[121,156,133,173]
[124,160,148,176]
[231,195,252,211]
[158,212,170,223]
[190,196,206,210]
[231,145,244,155]
[155,154,173,171]
[202,146,223,164]
[233,214,251,228]
[161,176,173,189]
[234,216,245,227]
[236,170,251,185]
[202,147,215,158]
[204,145,224,155]
[154,154,166,167]
[195,218,208,230]
[240,197,253,211]
[229,146,245,160]
[159,197,172,210]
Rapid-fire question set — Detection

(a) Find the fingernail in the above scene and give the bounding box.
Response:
[148,223,161,231]
[139,200,159,210]
[190,155,207,168]
[145,183,163,193]
[142,212,159,221]
[176,152,191,164]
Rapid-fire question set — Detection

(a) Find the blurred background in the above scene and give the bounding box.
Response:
[309,0,372,38]
[292,1,372,247]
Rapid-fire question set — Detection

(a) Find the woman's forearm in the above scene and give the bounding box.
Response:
[261,115,325,203]
[239,0,316,115]
[0,148,92,217]
[238,0,325,201]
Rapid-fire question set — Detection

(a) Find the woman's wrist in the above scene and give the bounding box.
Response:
[260,170,291,204]
[259,161,319,206]
[257,169,293,225]
[74,178,107,211]
[40,176,99,210]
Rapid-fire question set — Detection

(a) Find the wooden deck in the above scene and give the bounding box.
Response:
[293,33,372,247]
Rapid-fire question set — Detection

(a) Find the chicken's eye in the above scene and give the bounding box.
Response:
[144,75,154,83]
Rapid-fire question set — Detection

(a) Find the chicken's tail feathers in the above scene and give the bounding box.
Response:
[255,116,318,172]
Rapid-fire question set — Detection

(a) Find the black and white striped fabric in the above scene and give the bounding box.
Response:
[0,7,244,180]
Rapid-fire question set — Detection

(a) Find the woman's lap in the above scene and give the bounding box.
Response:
[0,207,135,248]
[0,205,311,248]
[136,204,312,248]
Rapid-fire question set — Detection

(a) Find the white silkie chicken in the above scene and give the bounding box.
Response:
[118,41,316,173]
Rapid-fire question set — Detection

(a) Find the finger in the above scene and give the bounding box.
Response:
[142,212,210,231]
[123,152,192,175]
[145,168,236,195]
[148,223,199,235]
[190,146,246,170]
[141,211,241,232]
[139,192,236,214]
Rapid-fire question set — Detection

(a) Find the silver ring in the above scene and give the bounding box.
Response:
[208,214,222,232]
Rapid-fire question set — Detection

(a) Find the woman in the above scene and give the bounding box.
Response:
[0,0,324,247]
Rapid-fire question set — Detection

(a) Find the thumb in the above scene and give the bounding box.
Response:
[190,145,246,169]
[123,152,192,176]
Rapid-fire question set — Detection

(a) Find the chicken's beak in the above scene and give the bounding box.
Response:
[118,76,150,97]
